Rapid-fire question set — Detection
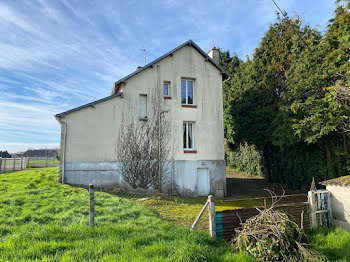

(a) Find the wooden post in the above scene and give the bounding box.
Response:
[0,158,2,171]
[26,157,29,168]
[301,210,304,229]
[4,157,6,171]
[45,151,48,167]
[20,157,23,170]
[208,195,216,238]
[89,184,95,228]
[13,157,15,171]
[308,190,317,228]
[191,201,209,230]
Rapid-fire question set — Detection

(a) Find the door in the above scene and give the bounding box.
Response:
[197,168,210,196]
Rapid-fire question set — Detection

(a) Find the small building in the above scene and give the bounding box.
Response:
[55,40,229,197]
[321,175,350,231]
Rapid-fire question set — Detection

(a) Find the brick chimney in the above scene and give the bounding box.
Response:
[207,47,220,64]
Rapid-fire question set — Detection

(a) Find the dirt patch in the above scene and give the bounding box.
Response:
[226,169,300,199]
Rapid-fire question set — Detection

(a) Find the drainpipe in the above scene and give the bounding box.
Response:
[56,116,67,184]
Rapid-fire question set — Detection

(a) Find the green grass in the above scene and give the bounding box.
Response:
[308,227,350,262]
[0,168,254,261]
[118,195,263,231]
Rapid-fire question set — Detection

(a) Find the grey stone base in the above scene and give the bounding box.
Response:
[60,160,226,197]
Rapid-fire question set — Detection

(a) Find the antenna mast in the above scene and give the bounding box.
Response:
[140,46,146,65]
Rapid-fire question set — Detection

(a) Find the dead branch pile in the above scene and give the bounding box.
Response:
[232,206,327,261]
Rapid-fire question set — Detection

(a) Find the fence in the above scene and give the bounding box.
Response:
[191,194,309,242]
[26,156,59,168]
[0,156,59,172]
[0,157,27,172]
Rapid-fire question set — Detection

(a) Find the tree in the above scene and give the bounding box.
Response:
[117,90,172,190]
[0,151,11,158]
[221,3,350,189]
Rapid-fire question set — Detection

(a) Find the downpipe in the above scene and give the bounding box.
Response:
[56,117,67,184]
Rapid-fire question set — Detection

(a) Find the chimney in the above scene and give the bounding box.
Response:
[207,47,220,64]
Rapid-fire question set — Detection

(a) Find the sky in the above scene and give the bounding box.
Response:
[0,0,337,153]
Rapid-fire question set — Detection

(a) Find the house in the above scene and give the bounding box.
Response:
[321,175,350,231]
[55,40,229,197]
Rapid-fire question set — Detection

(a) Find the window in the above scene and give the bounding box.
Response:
[181,79,194,105]
[163,82,170,98]
[139,94,147,119]
[183,122,194,150]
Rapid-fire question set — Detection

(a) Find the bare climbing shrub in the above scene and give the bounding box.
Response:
[117,89,172,190]
[232,191,327,261]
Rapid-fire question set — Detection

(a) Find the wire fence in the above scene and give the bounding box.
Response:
[0,156,59,172]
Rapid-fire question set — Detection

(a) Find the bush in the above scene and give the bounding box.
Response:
[227,142,263,177]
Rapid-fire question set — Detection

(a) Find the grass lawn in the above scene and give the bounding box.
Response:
[0,167,254,261]
[308,227,350,262]
[119,194,263,231]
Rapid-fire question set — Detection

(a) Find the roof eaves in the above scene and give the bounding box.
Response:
[114,40,230,86]
[55,92,123,118]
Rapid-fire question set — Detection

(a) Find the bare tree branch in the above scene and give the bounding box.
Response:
[117,89,172,190]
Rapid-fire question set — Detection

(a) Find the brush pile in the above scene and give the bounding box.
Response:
[232,205,327,261]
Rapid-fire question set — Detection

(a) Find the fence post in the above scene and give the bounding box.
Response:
[26,157,29,168]
[0,158,2,171]
[89,184,95,228]
[4,157,6,171]
[208,195,216,238]
[13,157,15,171]
[20,157,23,170]
[308,190,317,228]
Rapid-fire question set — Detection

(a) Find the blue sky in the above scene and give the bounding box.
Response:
[0,0,336,152]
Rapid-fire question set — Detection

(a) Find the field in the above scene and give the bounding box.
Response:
[0,168,253,261]
[0,167,349,261]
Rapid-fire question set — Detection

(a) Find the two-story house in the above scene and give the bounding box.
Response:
[55,40,229,197]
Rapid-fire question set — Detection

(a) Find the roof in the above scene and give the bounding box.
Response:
[55,40,229,118]
[55,92,123,118]
[114,39,230,86]
[320,175,350,187]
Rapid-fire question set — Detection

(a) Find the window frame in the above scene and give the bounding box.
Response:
[181,79,195,105]
[163,81,171,99]
[139,94,148,120]
[183,122,195,150]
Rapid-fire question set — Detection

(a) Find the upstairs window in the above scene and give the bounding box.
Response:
[139,94,147,119]
[163,82,170,98]
[183,122,194,150]
[181,79,194,105]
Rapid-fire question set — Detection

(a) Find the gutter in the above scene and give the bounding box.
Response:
[56,116,67,184]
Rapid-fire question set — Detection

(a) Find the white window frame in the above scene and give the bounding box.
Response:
[183,122,194,150]
[163,81,170,97]
[181,79,194,105]
[139,94,147,119]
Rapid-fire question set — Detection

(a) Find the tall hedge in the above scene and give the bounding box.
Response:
[221,2,350,189]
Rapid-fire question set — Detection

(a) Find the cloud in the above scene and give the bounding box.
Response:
[0,0,336,152]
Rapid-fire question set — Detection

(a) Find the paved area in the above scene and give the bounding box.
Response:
[226,169,300,199]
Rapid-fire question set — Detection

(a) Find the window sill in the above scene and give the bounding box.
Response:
[184,150,197,153]
[164,96,172,100]
[181,104,197,108]
[139,117,148,121]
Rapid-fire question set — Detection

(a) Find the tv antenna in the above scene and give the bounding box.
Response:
[140,46,146,65]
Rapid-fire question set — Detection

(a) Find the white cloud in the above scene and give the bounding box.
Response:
[0,0,336,152]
